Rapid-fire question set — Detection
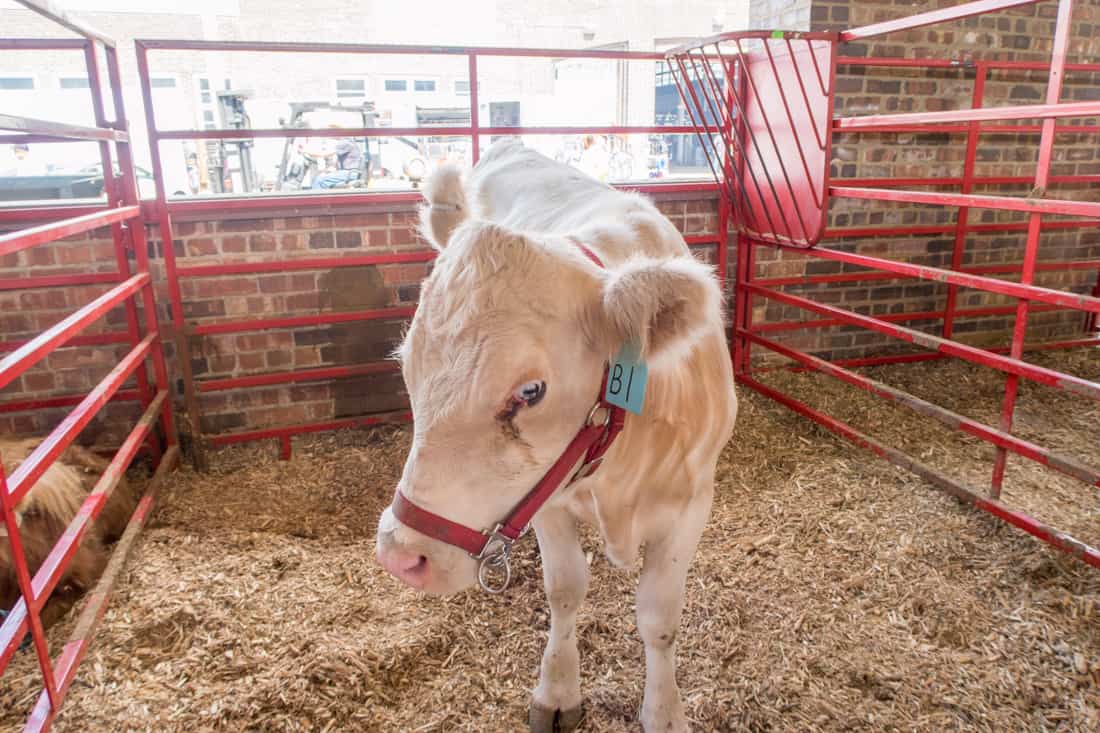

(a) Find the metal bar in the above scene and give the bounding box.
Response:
[0,38,89,50]
[209,410,412,448]
[0,274,149,391]
[468,54,480,165]
[839,0,1041,41]
[737,375,1100,570]
[0,332,131,354]
[752,260,1100,288]
[4,334,154,507]
[830,186,1100,219]
[0,390,142,414]
[152,181,718,218]
[742,331,1100,487]
[745,284,1100,400]
[0,205,107,223]
[176,251,435,277]
[991,0,1076,496]
[105,40,176,452]
[943,64,987,340]
[836,56,1100,72]
[153,124,701,141]
[139,37,671,59]
[763,243,1100,314]
[0,272,123,291]
[749,302,1063,334]
[833,123,1100,135]
[198,361,400,392]
[0,207,140,258]
[136,42,203,469]
[812,338,1100,370]
[835,101,1100,130]
[0,461,56,700]
[825,218,1096,239]
[191,306,416,336]
[13,0,116,47]
[21,445,180,733]
[831,174,1100,188]
[88,41,159,468]
[0,113,126,143]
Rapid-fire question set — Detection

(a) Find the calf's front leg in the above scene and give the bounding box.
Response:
[636,485,713,732]
[529,508,588,733]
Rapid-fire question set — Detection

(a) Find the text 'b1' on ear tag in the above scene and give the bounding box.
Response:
[604,341,648,415]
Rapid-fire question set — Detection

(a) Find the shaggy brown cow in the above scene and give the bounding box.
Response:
[1,439,137,631]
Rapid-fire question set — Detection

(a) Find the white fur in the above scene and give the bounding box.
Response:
[377,141,737,732]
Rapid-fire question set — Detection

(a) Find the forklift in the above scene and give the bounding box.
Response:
[275,102,379,192]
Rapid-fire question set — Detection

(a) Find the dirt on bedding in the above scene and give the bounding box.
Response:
[1,349,1097,732]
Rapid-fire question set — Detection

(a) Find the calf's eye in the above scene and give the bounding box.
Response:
[513,380,546,407]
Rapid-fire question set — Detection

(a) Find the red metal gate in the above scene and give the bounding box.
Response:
[134,39,728,464]
[0,3,177,731]
[670,0,1100,568]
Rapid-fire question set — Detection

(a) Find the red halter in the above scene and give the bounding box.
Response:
[391,242,626,592]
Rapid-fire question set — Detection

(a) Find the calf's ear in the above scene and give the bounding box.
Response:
[589,255,723,368]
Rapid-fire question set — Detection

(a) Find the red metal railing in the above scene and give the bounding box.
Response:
[0,3,177,731]
[670,0,1100,569]
[134,38,727,464]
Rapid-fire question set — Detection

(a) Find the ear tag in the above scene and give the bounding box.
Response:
[604,341,648,415]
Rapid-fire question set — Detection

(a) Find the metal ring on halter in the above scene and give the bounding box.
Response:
[475,525,515,594]
[585,401,611,428]
[477,548,512,594]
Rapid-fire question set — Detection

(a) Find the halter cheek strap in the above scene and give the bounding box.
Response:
[391,241,626,593]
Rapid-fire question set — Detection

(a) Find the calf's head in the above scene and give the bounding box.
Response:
[375,218,720,594]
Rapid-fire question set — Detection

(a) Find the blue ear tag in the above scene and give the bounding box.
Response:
[604,341,648,415]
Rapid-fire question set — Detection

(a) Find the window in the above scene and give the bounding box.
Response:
[336,78,367,99]
[199,77,211,103]
[384,79,407,92]
[59,77,90,89]
[151,77,177,89]
[203,110,215,123]
[454,80,472,95]
[414,79,436,92]
[0,77,34,90]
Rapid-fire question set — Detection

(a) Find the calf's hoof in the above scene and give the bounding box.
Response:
[529,701,583,733]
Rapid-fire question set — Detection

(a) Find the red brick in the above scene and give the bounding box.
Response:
[218,218,274,232]
[258,275,289,293]
[238,352,265,370]
[221,236,247,253]
[186,238,218,256]
[55,244,95,265]
[365,229,390,247]
[381,264,428,285]
[389,227,417,246]
[194,279,258,297]
[23,372,56,392]
[333,213,389,228]
[250,234,278,252]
